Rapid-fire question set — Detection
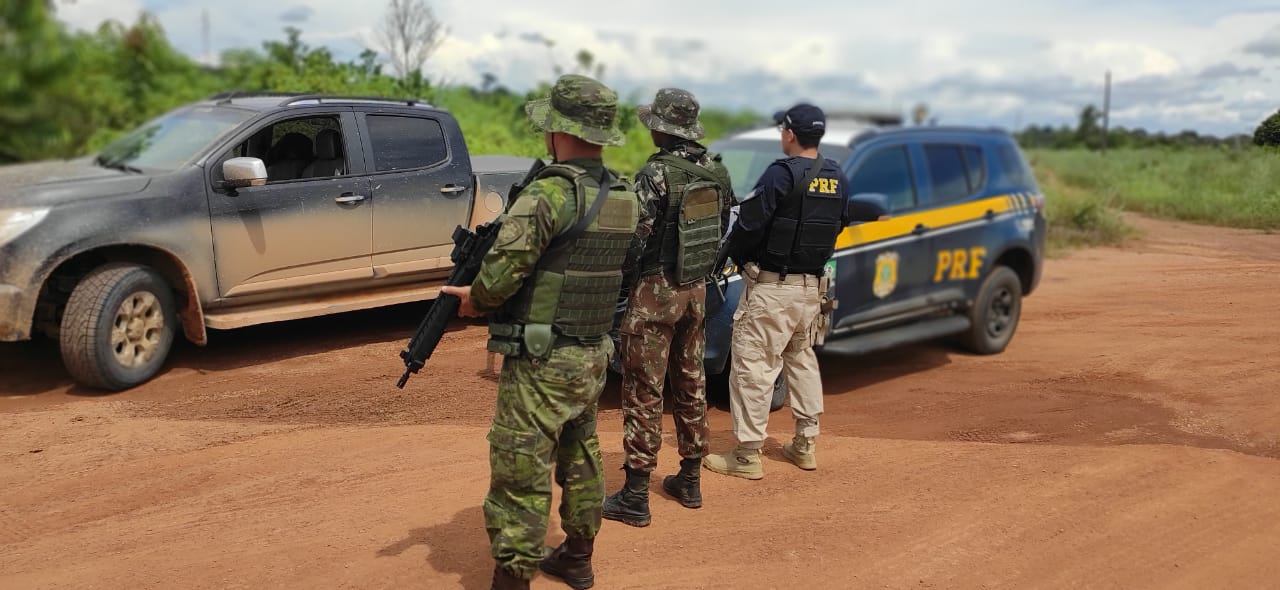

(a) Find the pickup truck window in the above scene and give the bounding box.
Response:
[97,106,252,172]
[220,115,347,183]
[367,115,448,172]
[848,146,917,212]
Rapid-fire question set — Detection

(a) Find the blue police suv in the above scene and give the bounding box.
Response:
[704,121,1046,408]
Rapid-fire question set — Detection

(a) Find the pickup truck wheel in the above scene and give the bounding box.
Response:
[59,264,177,391]
[961,265,1022,355]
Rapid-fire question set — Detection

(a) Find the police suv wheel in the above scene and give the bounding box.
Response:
[59,264,177,391]
[961,265,1022,355]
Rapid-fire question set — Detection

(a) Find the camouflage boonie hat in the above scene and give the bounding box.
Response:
[525,74,626,146]
[637,88,705,141]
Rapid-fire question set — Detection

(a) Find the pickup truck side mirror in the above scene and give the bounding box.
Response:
[847,192,891,224]
[220,157,268,192]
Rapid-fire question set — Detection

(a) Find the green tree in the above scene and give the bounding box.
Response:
[1075,104,1102,150]
[0,0,78,161]
[1254,109,1280,147]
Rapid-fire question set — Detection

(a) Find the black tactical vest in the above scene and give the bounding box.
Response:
[756,156,847,276]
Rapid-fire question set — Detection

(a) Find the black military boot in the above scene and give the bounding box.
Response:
[490,565,530,590]
[661,457,703,509]
[538,536,595,589]
[601,465,651,527]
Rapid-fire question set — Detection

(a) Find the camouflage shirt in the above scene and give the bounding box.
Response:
[472,158,627,313]
[631,141,735,274]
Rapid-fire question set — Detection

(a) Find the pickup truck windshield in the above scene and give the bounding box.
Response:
[96,106,254,172]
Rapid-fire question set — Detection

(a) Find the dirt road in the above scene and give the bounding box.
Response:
[3,215,1279,589]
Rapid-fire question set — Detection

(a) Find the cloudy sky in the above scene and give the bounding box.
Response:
[57,0,1280,137]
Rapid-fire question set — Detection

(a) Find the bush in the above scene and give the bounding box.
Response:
[1254,110,1280,147]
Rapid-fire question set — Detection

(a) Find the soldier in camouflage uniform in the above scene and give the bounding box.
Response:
[442,74,642,590]
[601,88,734,528]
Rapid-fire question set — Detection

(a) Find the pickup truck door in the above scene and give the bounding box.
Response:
[206,109,373,300]
[355,109,474,280]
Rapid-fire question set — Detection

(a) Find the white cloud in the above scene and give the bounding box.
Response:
[55,0,144,31]
[52,0,1280,136]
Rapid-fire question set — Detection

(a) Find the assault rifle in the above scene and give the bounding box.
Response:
[395,222,501,388]
[708,233,735,301]
[395,159,545,388]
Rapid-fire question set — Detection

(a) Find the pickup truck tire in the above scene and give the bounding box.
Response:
[707,360,788,412]
[59,264,177,391]
[961,265,1022,355]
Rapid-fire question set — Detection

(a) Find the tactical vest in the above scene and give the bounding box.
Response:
[757,157,847,276]
[499,163,639,349]
[640,152,728,285]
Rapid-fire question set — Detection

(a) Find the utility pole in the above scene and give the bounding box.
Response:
[1102,70,1111,152]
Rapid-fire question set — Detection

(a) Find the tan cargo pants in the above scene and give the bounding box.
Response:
[728,263,824,448]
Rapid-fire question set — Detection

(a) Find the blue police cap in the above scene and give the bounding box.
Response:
[773,103,826,134]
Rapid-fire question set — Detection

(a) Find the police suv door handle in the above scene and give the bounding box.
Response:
[440,184,467,194]
[335,193,366,204]
[912,223,930,235]
[984,209,996,221]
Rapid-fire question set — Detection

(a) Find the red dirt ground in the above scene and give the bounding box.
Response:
[3,215,1278,589]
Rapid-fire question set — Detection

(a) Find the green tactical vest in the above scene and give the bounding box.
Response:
[503,162,639,341]
[640,152,729,285]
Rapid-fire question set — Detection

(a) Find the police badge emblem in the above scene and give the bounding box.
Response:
[873,251,899,299]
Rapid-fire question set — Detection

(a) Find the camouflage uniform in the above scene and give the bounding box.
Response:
[604,88,733,527]
[621,143,732,473]
[468,75,638,588]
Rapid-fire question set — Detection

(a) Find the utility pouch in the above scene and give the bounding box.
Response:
[487,323,525,357]
[522,323,555,360]
[814,275,837,346]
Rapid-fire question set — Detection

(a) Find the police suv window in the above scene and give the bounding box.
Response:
[924,144,974,204]
[995,143,1035,189]
[367,115,448,172]
[848,146,917,212]
[962,145,985,192]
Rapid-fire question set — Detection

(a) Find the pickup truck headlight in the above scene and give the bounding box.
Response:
[0,208,50,246]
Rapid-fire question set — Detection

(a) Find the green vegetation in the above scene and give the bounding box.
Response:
[0,4,759,174]
[6,2,1278,253]
[1017,104,1254,151]
[1026,153,1134,253]
[1020,101,1279,250]
[1255,109,1280,147]
[1030,149,1280,241]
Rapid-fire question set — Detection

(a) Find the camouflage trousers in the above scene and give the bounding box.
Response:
[618,273,709,474]
[484,337,612,580]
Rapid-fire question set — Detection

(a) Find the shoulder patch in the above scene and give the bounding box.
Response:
[494,218,529,251]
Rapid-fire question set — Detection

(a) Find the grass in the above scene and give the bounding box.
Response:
[1028,147,1280,253]
[1029,147,1280,253]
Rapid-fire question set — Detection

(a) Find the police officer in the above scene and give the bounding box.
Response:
[703,103,886,480]
[602,88,733,527]
[442,74,642,590]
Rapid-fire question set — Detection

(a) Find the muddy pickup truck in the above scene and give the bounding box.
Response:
[0,93,533,390]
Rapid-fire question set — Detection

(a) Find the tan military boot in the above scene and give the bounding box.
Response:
[782,435,817,470]
[701,445,763,480]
